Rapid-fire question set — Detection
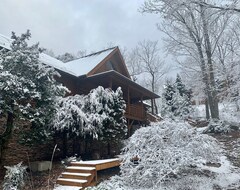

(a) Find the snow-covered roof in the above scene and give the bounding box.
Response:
[65,48,115,77]
[39,53,75,76]
[0,33,117,77]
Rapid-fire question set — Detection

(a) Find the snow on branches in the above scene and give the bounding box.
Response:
[0,30,67,146]
[161,75,192,119]
[120,120,222,188]
[52,86,127,140]
[2,162,27,190]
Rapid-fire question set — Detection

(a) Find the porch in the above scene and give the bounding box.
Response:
[125,103,146,121]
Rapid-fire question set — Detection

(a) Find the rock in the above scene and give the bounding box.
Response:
[29,161,52,172]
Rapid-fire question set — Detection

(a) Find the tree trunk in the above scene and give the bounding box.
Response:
[205,98,210,119]
[200,4,219,119]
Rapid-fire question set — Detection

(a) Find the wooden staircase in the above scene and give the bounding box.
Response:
[56,158,121,189]
[57,164,97,189]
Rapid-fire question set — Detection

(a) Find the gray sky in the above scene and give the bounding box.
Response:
[0,0,163,55]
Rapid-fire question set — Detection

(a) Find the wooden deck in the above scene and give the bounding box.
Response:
[56,158,121,189]
[71,158,121,171]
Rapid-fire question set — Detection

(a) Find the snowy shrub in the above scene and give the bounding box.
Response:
[119,120,222,189]
[86,175,125,190]
[203,119,238,134]
[53,86,127,140]
[2,162,27,190]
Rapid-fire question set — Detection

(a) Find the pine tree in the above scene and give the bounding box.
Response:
[98,87,127,155]
[175,74,187,96]
[0,31,67,153]
[52,86,127,156]
[162,80,176,115]
[161,76,192,118]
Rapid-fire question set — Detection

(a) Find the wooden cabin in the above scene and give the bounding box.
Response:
[53,47,160,135]
[0,34,160,135]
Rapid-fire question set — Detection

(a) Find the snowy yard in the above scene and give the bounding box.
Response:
[54,112,240,190]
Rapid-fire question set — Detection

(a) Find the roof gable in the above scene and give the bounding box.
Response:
[65,47,131,78]
[86,47,131,78]
[65,48,115,77]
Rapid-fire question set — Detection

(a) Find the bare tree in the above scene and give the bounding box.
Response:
[126,40,169,114]
[126,47,144,82]
[141,0,239,119]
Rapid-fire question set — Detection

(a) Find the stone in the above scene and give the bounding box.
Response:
[29,161,52,172]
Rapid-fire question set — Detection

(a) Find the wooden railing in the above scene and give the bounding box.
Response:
[125,103,146,121]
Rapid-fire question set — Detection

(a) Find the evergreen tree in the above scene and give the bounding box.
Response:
[175,74,187,96]
[0,31,67,153]
[52,86,127,156]
[162,80,176,114]
[98,87,127,155]
[161,76,192,118]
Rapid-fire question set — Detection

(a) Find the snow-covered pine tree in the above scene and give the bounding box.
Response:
[175,74,187,97]
[161,76,192,118]
[52,86,127,156]
[98,87,127,155]
[0,31,67,153]
[161,80,176,116]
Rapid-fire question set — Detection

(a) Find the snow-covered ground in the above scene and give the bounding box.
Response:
[193,102,240,125]
[55,103,240,190]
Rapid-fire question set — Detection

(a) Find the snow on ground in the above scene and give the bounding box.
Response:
[203,156,240,189]
[86,159,240,190]
[193,102,240,125]
[54,104,240,190]
[199,156,232,173]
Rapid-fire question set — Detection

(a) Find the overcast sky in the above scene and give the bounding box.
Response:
[0,0,165,56]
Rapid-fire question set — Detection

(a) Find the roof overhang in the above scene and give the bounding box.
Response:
[81,70,160,101]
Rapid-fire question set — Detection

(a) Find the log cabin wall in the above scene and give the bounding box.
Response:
[56,72,79,95]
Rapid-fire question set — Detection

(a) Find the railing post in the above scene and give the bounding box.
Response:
[141,95,144,119]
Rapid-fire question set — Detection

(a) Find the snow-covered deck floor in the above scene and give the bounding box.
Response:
[71,158,121,171]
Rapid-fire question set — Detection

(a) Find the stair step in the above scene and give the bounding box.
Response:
[67,166,96,170]
[62,172,92,177]
[62,172,92,180]
[66,166,96,173]
[57,178,87,187]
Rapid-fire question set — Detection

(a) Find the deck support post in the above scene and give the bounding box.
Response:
[151,99,154,114]
[127,86,130,113]
[109,77,113,89]
[141,95,144,119]
[127,87,131,137]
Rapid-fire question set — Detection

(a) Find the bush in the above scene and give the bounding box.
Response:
[119,120,221,188]
[2,162,27,190]
[203,119,239,134]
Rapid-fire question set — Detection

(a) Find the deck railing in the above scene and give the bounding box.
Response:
[125,103,146,121]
